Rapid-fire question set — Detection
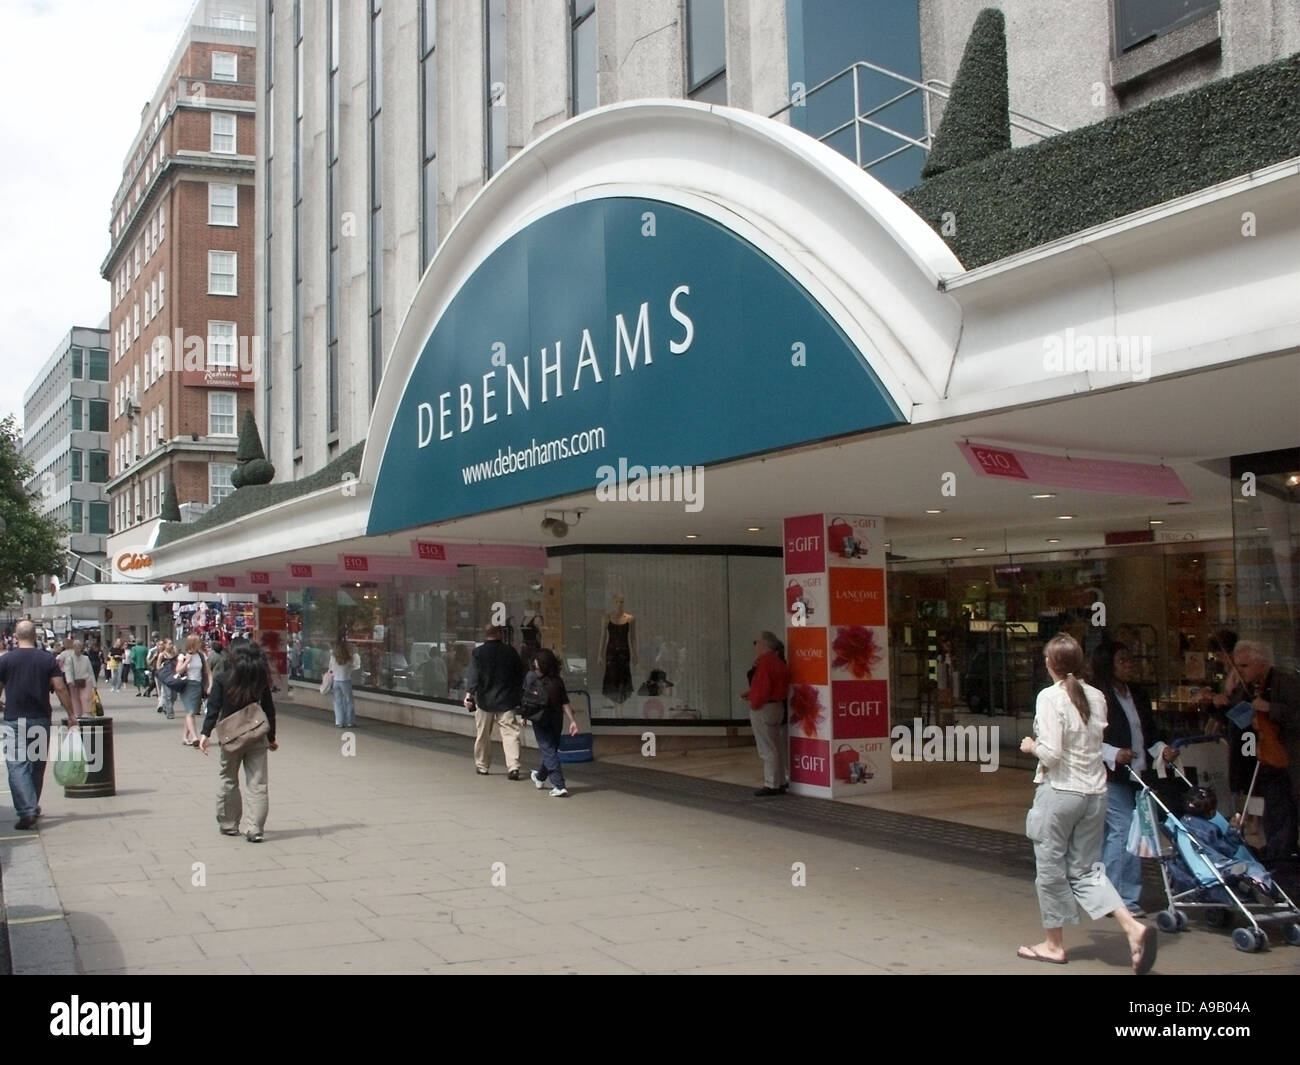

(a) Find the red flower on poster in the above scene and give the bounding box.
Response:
[788,684,825,738]
[831,626,881,679]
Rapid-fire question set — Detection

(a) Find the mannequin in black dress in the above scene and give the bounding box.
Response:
[598,594,636,705]
[520,603,543,656]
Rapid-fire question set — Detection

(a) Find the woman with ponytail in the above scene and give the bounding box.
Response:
[1017,633,1157,973]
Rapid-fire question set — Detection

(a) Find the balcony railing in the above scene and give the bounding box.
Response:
[770,60,1066,178]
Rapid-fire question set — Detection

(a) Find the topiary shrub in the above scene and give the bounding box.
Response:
[921,7,1010,179]
[160,483,182,522]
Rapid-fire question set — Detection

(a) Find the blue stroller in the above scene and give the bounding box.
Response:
[1129,763,1300,953]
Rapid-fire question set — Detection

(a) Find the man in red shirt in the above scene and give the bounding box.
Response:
[744,631,790,797]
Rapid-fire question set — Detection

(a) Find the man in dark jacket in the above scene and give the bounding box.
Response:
[464,624,524,778]
[1233,640,1300,863]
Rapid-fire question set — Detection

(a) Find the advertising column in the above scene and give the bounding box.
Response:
[784,514,891,799]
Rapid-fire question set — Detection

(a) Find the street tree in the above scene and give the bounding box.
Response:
[0,414,68,605]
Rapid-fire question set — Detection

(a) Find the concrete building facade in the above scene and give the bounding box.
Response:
[21,326,113,594]
[259,0,1299,480]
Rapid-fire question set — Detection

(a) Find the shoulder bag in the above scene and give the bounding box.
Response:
[216,701,270,756]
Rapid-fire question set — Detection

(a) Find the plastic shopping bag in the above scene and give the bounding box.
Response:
[52,729,88,787]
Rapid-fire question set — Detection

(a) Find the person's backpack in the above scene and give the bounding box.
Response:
[157,658,190,693]
[519,672,550,721]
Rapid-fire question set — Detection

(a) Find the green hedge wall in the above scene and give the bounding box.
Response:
[902,53,1300,269]
[156,440,365,547]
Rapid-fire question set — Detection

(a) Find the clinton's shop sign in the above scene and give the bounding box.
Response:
[368,197,904,535]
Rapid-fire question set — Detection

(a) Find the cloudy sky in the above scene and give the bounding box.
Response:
[1,0,194,428]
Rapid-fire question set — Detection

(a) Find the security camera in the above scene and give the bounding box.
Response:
[540,516,568,538]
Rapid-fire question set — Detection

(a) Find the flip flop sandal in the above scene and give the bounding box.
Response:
[1017,945,1067,965]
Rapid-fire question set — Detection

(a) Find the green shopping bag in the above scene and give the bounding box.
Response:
[52,728,88,787]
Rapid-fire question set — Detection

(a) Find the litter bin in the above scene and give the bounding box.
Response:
[64,716,116,798]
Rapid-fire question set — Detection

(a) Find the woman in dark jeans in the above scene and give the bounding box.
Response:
[526,649,579,797]
[198,639,278,842]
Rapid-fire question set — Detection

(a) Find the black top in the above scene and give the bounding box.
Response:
[1100,681,1159,785]
[467,640,524,712]
[0,648,63,720]
[526,670,569,730]
[201,668,277,742]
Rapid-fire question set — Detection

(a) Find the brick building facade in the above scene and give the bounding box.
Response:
[102,0,257,552]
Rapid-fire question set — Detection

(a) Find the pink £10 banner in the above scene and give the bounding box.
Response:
[958,441,1192,499]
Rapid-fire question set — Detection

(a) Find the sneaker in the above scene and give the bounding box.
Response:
[13,816,37,830]
[548,787,569,797]
[475,768,489,775]
[507,769,521,781]
[530,770,546,790]
[219,826,240,836]
[245,830,263,843]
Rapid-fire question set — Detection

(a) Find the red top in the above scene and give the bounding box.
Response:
[747,651,789,710]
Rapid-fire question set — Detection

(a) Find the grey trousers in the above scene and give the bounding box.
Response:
[1027,783,1124,928]
[217,738,269,834]
[750,702,789,788]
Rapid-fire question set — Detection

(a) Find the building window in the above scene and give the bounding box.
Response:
[211,112,237,154]
[70,500,83,534]
[70,398,83,431]
[208,251,237,295]
[133,303,140,338]
[212,51,238,81]
[209,392,237,436]
[70,450,82,481]
[157,271,165,310]
[208,320,237,367]
[368,0,384,407]
[327,0,342,436]
[209,463,236,505]
[88,451,108,484]
[88,400,109,433]
[88,502,109,536]
[484,0,506,175]
[88,348,109,381]
[419,0,438,269]
[1113,0,1219,54]
[71,346,84,377]
[686,0,726,103]
[571,1,596,116]
[209,183,238,225]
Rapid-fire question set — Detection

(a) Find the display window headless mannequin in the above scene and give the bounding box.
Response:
[599,594,637,705]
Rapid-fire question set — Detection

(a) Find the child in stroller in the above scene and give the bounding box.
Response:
[1178,786,1276,901]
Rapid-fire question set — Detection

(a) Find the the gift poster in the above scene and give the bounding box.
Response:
[790,736,831,790]
[787,683,831,741]
[831,680,890,739]
[785,571,827,628]
[784,514,825,574]
[829,737,892,794]
[824,515,882,568]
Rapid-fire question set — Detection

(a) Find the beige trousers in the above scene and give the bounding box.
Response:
[217,737,269,834]
[474,708,522,772]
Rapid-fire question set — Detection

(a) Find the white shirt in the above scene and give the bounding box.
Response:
[1032,679,1109,795]
[329,652,361,682]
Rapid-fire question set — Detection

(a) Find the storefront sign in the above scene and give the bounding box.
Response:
[369,198,904,534]
[114,550,154,581]
[958,441,1192,499]
[337,553,458,578]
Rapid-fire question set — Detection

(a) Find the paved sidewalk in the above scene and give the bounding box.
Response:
[3,686,1298,975]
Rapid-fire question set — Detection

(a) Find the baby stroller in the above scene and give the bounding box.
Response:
[1129,763,1300,953]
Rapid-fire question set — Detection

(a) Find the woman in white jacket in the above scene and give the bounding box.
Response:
[1017,633,1156,973]
[58,639,95,718]
[327,638,361,728]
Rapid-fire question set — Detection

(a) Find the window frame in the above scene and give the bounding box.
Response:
[212,51,238,81]
[209,462,236,505]
[211,111,237,154]
[208,391,238,437]
[208,183,239,225]
[208,252,238,296]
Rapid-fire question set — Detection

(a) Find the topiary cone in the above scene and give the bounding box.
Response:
[922,7,1011,179]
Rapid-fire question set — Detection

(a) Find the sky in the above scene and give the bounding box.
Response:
[0,0,195,429]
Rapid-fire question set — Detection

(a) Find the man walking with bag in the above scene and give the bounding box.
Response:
[463,624,525,778]
[0,620,78,829]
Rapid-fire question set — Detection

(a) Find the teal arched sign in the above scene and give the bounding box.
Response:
[368,197,904,535]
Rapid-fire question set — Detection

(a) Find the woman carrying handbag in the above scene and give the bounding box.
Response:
[198,639,278,843]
